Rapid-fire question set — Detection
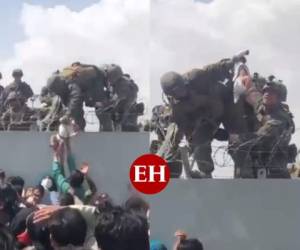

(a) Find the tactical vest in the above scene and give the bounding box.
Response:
[62,65,100,90]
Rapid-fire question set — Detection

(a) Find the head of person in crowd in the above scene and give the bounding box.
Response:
[124,195,150,217]
[174,231,203,250]
[95,206,149,250]
[0,183,19,224]
[48,207,87,249]
[24,186,44,207]
[68,170,84,189]
[0,223,17,250]
[91,193,114,212]
[26,212,53,250]
[12,69,23,84]
[59,193,75,206]
[6,176,25,197]
[176,239,203,250]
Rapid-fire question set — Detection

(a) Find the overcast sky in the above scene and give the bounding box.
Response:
[151,0,300,128]
[0,0,150,106]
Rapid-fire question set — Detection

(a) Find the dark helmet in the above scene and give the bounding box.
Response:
[46,73,66,94]
[262,80,287,102]
[12,69,23,77]
[160,71,186,96]
[101,64,123,84]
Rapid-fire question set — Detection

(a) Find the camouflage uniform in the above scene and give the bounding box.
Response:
[231,80,294,178]
[96,65,138,131]
[47,63,109,130]
[0,69,33,111]
[1,92,35,131]
[159,60,234,177]
[38,87,65,131]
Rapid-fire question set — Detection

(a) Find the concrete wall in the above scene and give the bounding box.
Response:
[149,180,300,250]
[0,132,149,202]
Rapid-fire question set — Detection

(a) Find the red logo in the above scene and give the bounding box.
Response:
[129,154,170,195]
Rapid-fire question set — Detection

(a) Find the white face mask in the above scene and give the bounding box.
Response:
[41,177,53,191]
[233,78,247,103]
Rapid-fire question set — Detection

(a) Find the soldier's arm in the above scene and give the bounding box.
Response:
[0,112,9,130]
[201,59,234,82]
[67,83,84,117]
[255,119,291,148]
[24,83,34,99]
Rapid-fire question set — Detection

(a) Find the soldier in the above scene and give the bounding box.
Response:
[146,104,172,154]
[38,86,65,131]
[121,101,144,131]
[230,78,295,178]
[159,58,240,178]
[46,63,109,130]
[97,64,139,131]
[0,69,33,111]
[1,92,36,131]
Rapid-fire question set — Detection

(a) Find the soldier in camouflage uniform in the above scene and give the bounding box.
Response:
[0,69,33,112]
[121,101,144,131]
[230,78,295,178]
[38,86,66,131]
[97,64,139,131]
[46,63,109,130]
[146,104,173,153]
[1,92,36,131]
[159,58,238,178]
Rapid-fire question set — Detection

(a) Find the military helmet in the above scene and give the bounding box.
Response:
[263,79,287,102]
[46,73,65,94]
[12,69,23,77]
[160,71,185,96]
[101,64,123,84]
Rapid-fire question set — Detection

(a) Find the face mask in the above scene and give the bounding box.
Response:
[41,177,54,191]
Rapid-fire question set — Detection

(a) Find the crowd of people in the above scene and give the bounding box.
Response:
[0,63,145,132]
[0,131,150,250]
[149,50,297,179]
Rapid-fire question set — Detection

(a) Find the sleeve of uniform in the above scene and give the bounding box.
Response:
[52,160,70,194]
[67,83,84,116]
[255,119,289,148]
[201,60,233,82]
[24,83,34,99]
[0,88,9,109]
